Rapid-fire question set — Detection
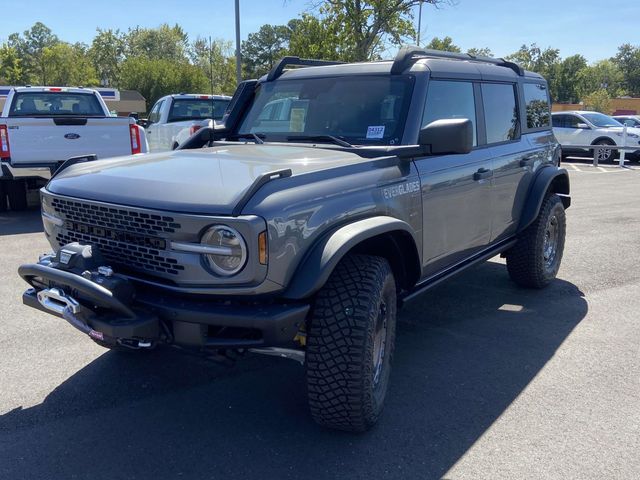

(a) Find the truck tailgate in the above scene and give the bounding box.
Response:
[4,117,133,164]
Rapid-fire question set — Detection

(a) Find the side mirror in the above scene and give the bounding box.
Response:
[137,119,149,128]
[576,122,590,129]
[419,118,473,155]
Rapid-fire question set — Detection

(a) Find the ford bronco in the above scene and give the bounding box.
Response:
[19,47,570,432]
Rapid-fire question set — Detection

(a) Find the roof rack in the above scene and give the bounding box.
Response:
[391,46,525,76]
[266,56,345,82]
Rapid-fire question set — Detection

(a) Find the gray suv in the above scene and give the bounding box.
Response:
[19,47,570,432]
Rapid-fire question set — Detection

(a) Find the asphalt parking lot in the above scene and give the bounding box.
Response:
[0,163,639,480]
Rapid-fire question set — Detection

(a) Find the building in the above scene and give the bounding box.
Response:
[552,97,640,115]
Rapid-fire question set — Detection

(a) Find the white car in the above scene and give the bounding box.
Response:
[552,111,640,162]
[145,94,231,151]
[0,86,148,210]
[612,115,640,128]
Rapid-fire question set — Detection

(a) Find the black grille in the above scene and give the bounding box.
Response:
[51,197,185,277]
[51,197,182,236]
[56,230,185,276]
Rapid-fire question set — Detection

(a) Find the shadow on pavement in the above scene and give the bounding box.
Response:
[0,209,42,236]
[0,261,587,480]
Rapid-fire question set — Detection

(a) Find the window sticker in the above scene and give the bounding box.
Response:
[289,108,306,132]
[366,125,385,139]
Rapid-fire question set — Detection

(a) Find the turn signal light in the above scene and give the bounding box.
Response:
[258,231,268,265]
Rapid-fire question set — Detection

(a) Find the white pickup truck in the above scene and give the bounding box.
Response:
[144,94,231,151]
[0,86,148,211]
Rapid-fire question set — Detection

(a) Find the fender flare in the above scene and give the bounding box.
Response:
[283,216,419,300]
[519,166,570,231]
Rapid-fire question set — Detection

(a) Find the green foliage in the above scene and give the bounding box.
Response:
[190,37,237,95]
[467,47,493,57]
[89,29,126,87]
[42,43,99,86]
[426,36,460,53]
[288,15,345,61]
[125,24,189,62]
[119,57,209,109]
[7,21,60,84]
[583,89,612,113]
[613,44,640,96]
[0,46,23,84]
[576,60,625,99]
[554,54,588,103]
[241,24,291,78]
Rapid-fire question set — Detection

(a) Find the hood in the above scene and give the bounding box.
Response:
[46,144,365,214]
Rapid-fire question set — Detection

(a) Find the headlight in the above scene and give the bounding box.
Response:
[201,225,247,276]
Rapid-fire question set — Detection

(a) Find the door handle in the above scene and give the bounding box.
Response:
[473,168,493,181]
[520,156,535,167]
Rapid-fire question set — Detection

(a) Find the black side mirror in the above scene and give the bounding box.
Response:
[419,118,473,155]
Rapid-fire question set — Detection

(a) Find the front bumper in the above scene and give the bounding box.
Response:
[19,261,309,349]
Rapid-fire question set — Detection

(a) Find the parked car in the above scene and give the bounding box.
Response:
[612,115,640,128]
[0,86,148,211]
[552,111,640,162]
[19,48,570,432]
[144,94,231,151]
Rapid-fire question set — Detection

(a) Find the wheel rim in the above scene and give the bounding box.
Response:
[372,301,388,388]
[543,214,559,269]
[596,143,612,161]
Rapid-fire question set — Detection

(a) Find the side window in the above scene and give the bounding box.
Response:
[482,83,519,144]
[552,115,565,128]
[422,80,477,146]
[148,100,164,124]
[523,83,551,129]
[565,115,581,128]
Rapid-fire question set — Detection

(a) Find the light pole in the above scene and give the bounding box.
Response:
[235,0,242,84]
[416,0,424,46]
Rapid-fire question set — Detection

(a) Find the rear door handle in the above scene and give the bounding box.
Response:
[473,168,493,181]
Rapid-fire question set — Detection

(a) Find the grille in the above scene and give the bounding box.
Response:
[56,230,185,276]
[51,197,185,277]
[51,197,182,236]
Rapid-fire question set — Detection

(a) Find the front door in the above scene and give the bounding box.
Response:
[417,79,493,276]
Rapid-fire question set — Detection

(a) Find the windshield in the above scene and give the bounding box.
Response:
[168,98,230,122]
[237,75,415,145]
[8,92,104,117]
[582,112,623,128]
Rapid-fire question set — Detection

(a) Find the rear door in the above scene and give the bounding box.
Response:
[553,113,591,147]
[415,79,494,276]
[145,99,164,151]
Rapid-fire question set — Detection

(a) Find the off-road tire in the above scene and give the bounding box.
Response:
[306,254,396,432]
[506,194,566,288]
[0,180,7,212]
[7,180,28,211]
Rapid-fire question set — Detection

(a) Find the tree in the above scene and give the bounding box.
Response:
[89,29,126,87]
[241,24,291,78]
[119,57,209,108]
[576,60,624,100]
[7,22,59,84]
[613,44,640,96]
[554,54,587,103]
[467,47,493,57]
[320,0,454,61]
[288,15,345,61]
[583,89,612,114]
[125,24,189,62]
[506,44,561,99]
[0,45,23,84]
[425,36,460,52]
[42,43,98,87]
[190,37,237,94]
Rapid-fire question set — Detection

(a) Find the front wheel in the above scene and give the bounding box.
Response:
[506,194,566,288]
[306,254,397,432]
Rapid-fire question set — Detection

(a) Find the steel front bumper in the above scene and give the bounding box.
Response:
[19,262,309,349]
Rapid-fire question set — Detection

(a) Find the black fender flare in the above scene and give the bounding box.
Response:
[283,216,419,300]
[519,166,570,231]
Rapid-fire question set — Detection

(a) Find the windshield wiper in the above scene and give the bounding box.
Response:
[225,133,265,144]
[286,135,355,148]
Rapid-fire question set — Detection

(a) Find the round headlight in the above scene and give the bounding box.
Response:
[201,225,247,276]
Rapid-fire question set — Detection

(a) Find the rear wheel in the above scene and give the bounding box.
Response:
[592,139,616,163]
[506,194,566,288]
[306,254,396,432]
[6,180,28,211]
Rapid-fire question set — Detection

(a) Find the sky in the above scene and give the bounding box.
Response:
[0,0,637,63]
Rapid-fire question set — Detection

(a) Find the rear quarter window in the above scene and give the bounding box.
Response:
[523,83,551,129]
[9,92,104,117]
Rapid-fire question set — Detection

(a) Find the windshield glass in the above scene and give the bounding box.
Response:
[168,98,230,122]
[9,92,104,117]
[582,112,623,128]
[237,75,415,145]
